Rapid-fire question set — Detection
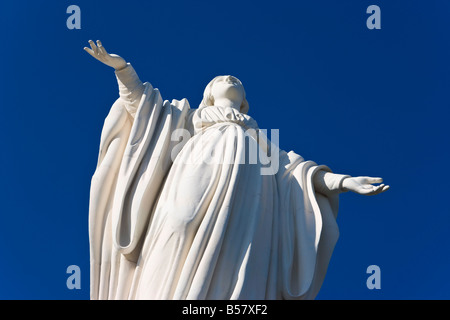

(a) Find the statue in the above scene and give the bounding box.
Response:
[85,40,389,300]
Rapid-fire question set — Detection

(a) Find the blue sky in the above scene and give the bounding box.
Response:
[0,0,449,299]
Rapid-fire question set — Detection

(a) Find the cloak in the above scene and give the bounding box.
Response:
[89,65,344,300]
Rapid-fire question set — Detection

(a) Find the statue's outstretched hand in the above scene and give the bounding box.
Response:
[342,176,389,195]
[84,40,127,71]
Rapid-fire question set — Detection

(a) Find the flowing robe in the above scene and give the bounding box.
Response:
[89,64,349,300]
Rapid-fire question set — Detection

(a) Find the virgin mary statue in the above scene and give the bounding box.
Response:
[85,40,389,300]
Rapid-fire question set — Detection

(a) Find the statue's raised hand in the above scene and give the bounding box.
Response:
[342,176,389,196]
[84,40,127,71]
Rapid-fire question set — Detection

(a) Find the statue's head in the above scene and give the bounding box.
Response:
[200,75,249,114]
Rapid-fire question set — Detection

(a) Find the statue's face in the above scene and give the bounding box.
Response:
[210,76,245,109]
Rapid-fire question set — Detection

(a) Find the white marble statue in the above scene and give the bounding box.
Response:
[85,40,389,300]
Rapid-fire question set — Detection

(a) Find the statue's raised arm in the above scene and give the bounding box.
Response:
[84,40,148,119]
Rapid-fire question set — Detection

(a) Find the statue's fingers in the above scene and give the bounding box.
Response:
[372,184,388,195]
[360,184,380,195]
[97,40,107,54]
[88,40,98,54]
[364,177,383,184]
[84,47,96,57]
[359,183,389,195]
